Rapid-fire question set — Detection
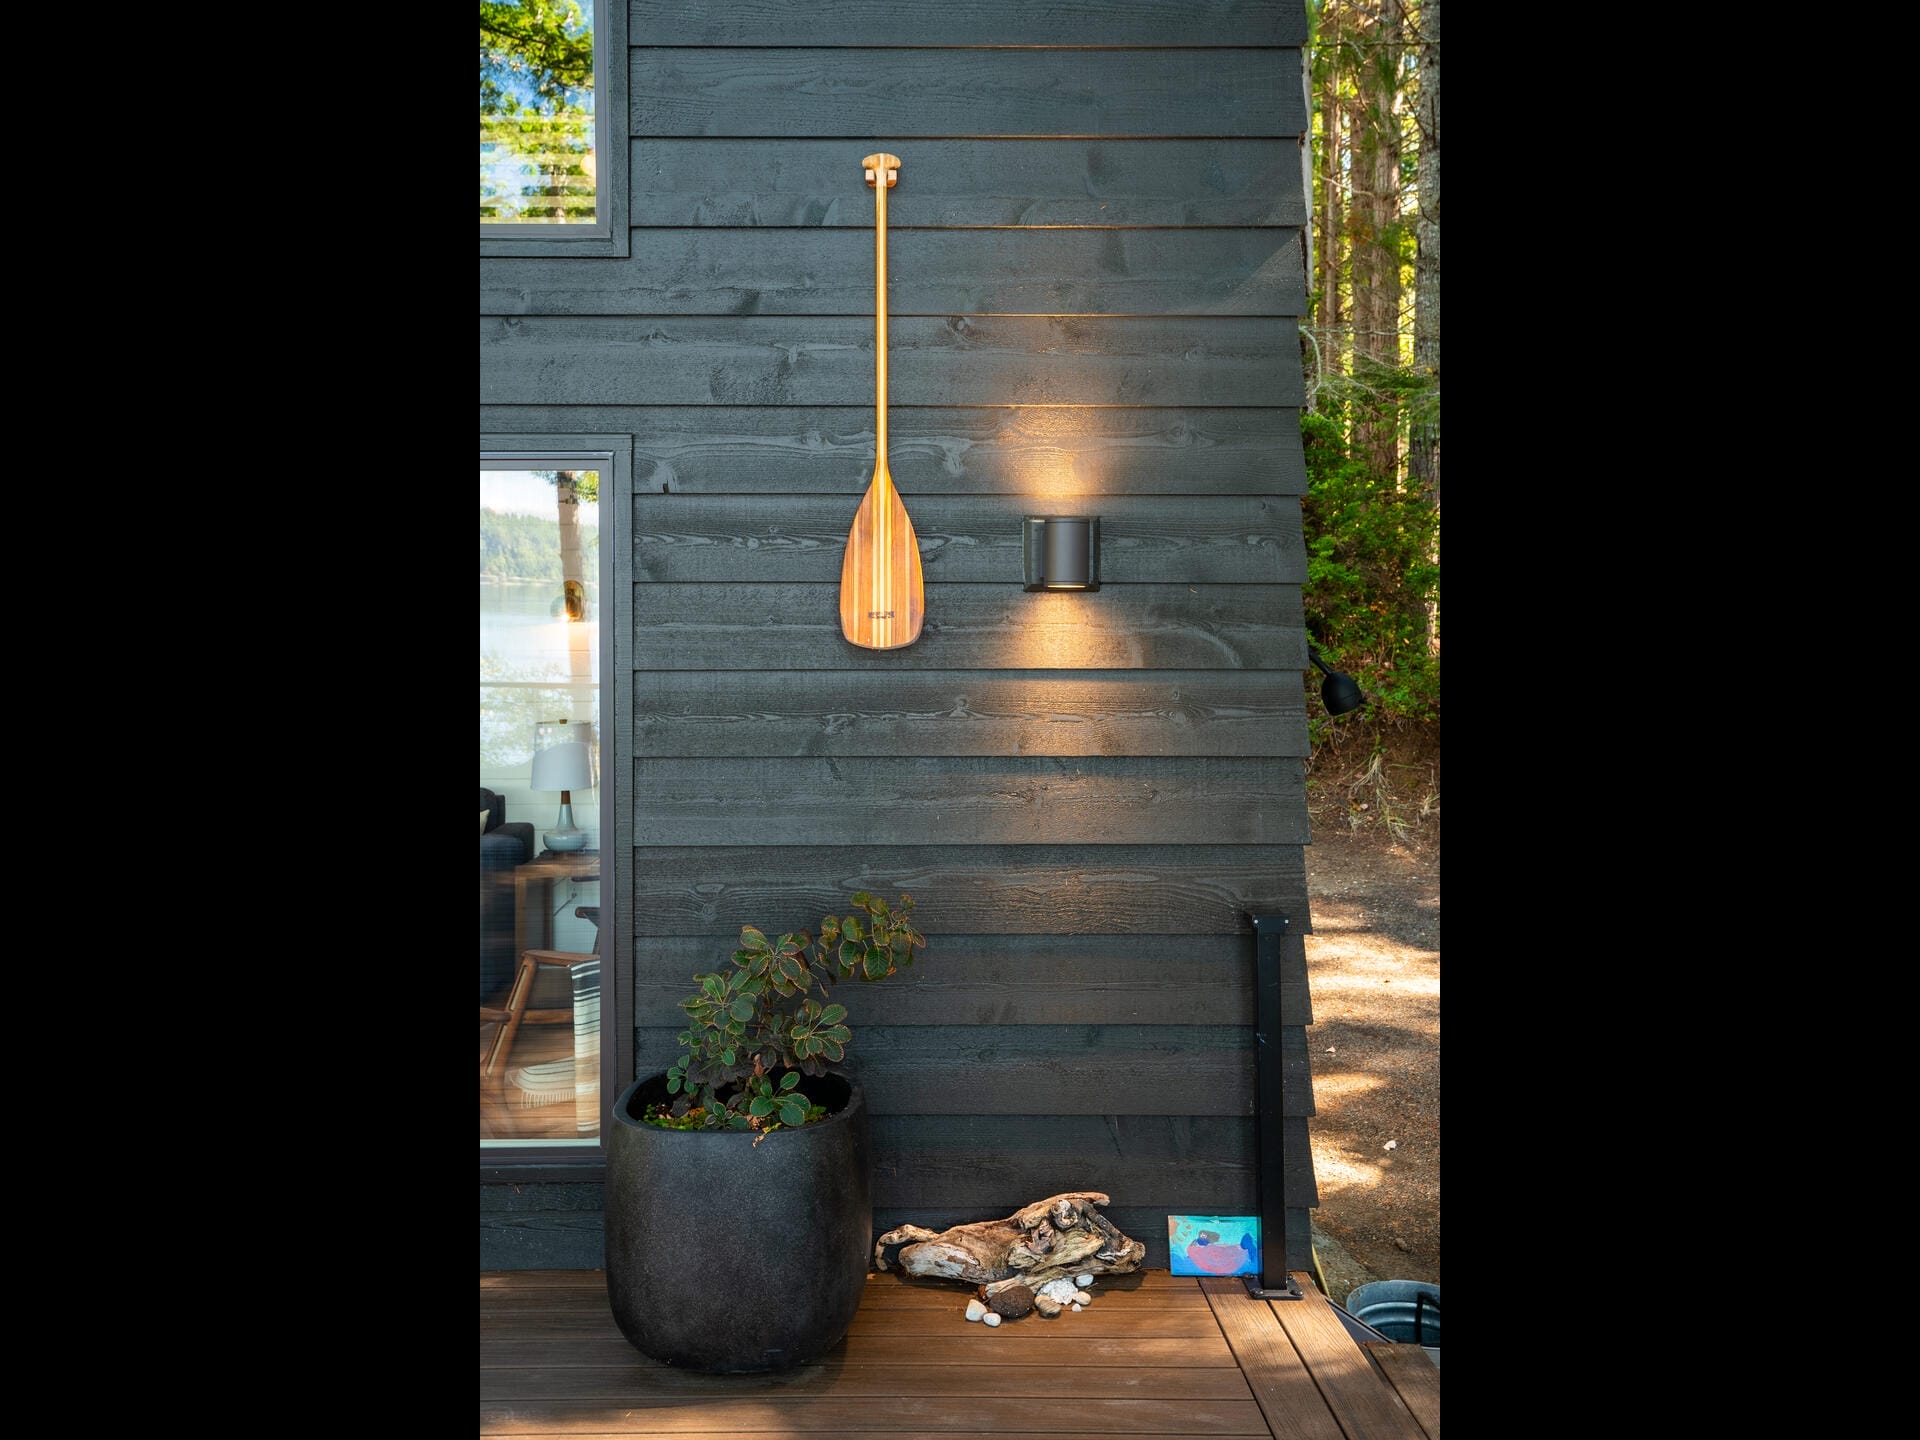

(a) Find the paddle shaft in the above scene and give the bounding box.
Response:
[869,155,895,461]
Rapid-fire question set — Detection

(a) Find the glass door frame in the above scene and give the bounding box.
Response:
[481,437,632,1179]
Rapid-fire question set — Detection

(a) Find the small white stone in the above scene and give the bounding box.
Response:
[1071,1287,1093,1302]
[1075,1273,1094,1287]
[1071,1302,1084,1312]
[965,1299,987,1322]
[983,1311,1002,1327]
[1039,1278,1081,1303]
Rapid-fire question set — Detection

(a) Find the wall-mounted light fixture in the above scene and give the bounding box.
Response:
[1309,643,1366,716]
[1023,516,1100,591]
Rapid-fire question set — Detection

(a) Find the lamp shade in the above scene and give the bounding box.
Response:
[531,739,594,793]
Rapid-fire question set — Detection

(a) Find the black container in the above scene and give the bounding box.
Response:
[605,1071,872,1372]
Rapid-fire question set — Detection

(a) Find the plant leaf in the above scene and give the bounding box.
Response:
[729,997,755,1022]
[779,1071,801,1091]
[740,926,767,948]
[863,946,889,980]
[818,1038,845,1062]
[843,916,863,943]
[819,1003,846,1025]
[721,1048,735,1066]
[779,1099,807,1127]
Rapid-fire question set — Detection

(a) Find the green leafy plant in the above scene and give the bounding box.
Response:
[643,892,927,1133]
[1300,410,1440,722]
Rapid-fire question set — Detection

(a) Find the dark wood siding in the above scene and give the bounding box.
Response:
[482,0,1317,1274]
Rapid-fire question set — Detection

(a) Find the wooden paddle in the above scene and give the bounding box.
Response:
[839,151,925,650]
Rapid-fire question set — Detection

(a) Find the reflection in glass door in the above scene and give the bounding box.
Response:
[480,466,601,1147]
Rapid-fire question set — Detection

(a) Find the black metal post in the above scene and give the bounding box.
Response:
[1245,912,1302,1299]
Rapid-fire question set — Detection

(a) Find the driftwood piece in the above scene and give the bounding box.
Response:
[872,1191,1147,1288]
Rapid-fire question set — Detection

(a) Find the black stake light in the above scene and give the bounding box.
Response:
[1309,643,1365,716]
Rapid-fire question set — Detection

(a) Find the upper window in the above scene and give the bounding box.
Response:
[480,1,605,235]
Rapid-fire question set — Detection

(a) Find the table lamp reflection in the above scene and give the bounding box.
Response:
[531,720,596,853]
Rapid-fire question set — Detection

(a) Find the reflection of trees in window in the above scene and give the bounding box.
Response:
[480,1,596,223]
[478,466,601,768]
[480,665,584,770]
[478,511,599,580]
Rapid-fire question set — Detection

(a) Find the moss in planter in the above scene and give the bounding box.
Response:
[640,1099,828,1133]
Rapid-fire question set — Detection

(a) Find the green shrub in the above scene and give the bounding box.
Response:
[1300,411,1440,722]
[645,892,927,1133]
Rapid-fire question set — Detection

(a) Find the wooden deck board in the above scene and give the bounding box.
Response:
[1199,1276,1347,1440]
[484,1362,1256,1401]
[485,1308,1226,1339]
[1361,1344,1441,1440]
[479,1397,1272,1434]
[1267,1272,1428,1440]
[481,1269,1435,1438]
[482,1333,1242,1369]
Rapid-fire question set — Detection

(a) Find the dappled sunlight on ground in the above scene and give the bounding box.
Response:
[1309,1071,1390,1101]
[1312,1151,1388,1192]
[1310,969,1439,999]
[1302,826,1439,1289]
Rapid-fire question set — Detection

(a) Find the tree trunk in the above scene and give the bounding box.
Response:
[1350,0,1403,480]
[1408,0,1440,521]
[555,470,593,711]
[1316,7,1343,399]
[1408,0,1439,656]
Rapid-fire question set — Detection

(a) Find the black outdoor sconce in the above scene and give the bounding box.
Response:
[1310,643,1366,716]
[1023,516,1100,591]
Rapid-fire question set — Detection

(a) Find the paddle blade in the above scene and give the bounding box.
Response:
[839,465,925,649]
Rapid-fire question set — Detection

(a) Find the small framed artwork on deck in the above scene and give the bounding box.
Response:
[1168,1215,1262,1277]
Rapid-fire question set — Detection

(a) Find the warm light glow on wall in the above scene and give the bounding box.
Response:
[1006,411,1098,498]
[1009,590,1109,668]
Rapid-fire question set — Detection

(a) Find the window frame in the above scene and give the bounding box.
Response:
[479,0,630,258]
[480,436,633,1179]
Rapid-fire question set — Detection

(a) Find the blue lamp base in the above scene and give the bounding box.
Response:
[544,801,589,852]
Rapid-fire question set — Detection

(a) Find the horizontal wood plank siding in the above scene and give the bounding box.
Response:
[630,139,1308,227]
[483,406,1308,496]
[632,49,1305,137]
[633,756,1307,844]
[635,933,1312,1026]
[481,229,1304,315]
[633,672,1309,758]
[631,584,1307,670]
[482,6,1317,1274]
[630,0,1310,48]
[480,316,1305,406]
[631,1025,1315,1117]
[631,495,1305,583]
[626,845,1309,934]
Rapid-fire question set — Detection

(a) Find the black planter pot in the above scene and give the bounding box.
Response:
[605,1070,872,1372]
